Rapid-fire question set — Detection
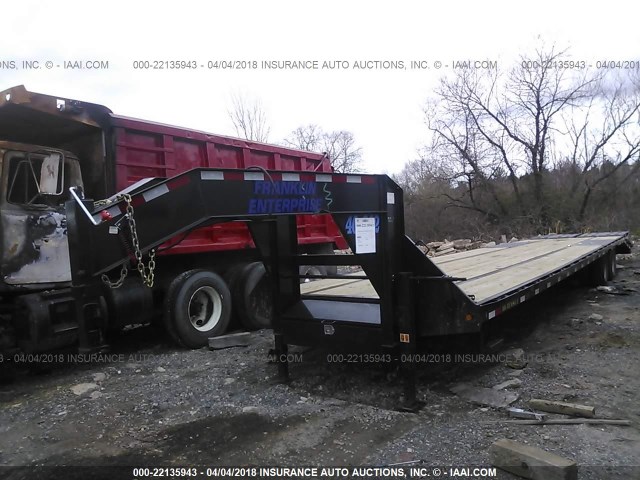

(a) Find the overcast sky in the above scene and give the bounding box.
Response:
[3,1,639,174]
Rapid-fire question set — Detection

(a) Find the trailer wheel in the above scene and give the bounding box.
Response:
[607,251,617,279]
[234,262,272,330]
[587,255,611,286]
[164,270,231,348]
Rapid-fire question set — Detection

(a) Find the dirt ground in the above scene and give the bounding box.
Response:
[1,248,639,479]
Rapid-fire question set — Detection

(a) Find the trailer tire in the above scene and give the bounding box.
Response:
[164,269,232,348]
[234,262,272,330]
[607,251,617,279]
[587,255,611,286]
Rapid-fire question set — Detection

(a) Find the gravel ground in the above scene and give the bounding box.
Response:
[1,249,639,479]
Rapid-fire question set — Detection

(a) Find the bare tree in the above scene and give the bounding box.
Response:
[228,93,271,142]
[284,124,363,173]
[420,45,640,232]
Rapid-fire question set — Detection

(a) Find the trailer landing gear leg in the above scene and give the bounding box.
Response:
[274,333,289,383]
[397,272,424,412]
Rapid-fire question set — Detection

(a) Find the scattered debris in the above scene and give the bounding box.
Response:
[156,367,166,373]
[503,419,630,426]
[70,383,99,396]
[507,369,524,377]
[528,399,595,418]
[208,331,253,350]
[504,348,528,369]
[92,372,106,383]
[507,408,546,421]
[490,438,577,480]
[450,383,518,408]
[596,286,629,296]
[492,378,522,390]
[89,391,103,400]
[588,313,604,321]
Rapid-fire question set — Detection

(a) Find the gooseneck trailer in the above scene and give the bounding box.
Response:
[64,166,631,407]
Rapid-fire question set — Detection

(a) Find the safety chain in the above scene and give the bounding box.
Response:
[101,193,156,288]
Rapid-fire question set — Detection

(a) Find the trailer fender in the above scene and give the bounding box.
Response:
[163,270,232,348]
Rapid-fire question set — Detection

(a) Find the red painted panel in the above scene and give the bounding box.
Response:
[109,115,347,253]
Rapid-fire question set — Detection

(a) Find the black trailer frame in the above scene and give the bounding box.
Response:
[65,168,632,409]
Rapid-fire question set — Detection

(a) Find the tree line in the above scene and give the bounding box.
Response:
[228,46,640,240]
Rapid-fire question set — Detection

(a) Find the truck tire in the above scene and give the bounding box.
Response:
[299,265,324,283]
[234,262,273,330]
[223,262,250,330]
[164,270,232,348]
[316,243,337,276]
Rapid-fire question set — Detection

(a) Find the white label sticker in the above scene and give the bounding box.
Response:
[355,217,376,254]
[387,192,395,204]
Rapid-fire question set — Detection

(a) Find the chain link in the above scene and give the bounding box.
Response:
[101,193,156,289]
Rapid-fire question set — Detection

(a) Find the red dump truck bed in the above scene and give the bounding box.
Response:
[109,115,347,254]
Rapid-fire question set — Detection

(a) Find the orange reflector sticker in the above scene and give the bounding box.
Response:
[465,313,473,321]
[400,333,410,343]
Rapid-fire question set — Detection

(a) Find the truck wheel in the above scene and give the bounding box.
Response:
[316,243,337,276]
[223,262,250,329]
[164,270,231,348]
[300,265,324,283]
[234,262,272,330]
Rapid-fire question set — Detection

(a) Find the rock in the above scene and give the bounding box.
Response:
[492,378,522,390]
[223,378,235,385]
[588,313,604,321]
[508,237,519,243]
[433,247,455,257]
[242,406,259,413]
[507,369,524,377]
[89,391,103,400]
[453,239,472,249]
[426,241,444,249]
[71,383,98,396]
[156,367,166,372]
[483,241,496,247]
[450,382,518,408]
[93,373,106,383]
[504,348,527,369]
[437,242,454,251]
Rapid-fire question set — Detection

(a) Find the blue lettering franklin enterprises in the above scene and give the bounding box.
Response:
[253,181,316,195]
[248,181,322,214]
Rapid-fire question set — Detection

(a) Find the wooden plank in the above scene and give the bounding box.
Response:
[528,399,595,418]
[503,419,630,426]
[490,438,577,480]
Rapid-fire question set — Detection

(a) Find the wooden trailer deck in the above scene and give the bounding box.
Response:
[301,234,625,305]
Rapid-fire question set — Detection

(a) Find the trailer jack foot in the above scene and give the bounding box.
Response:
[397,369,424,412]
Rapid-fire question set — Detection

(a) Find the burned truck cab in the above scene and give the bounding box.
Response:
[0,142,86,353]
[0,86,111,354]
[0,142,82,289]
